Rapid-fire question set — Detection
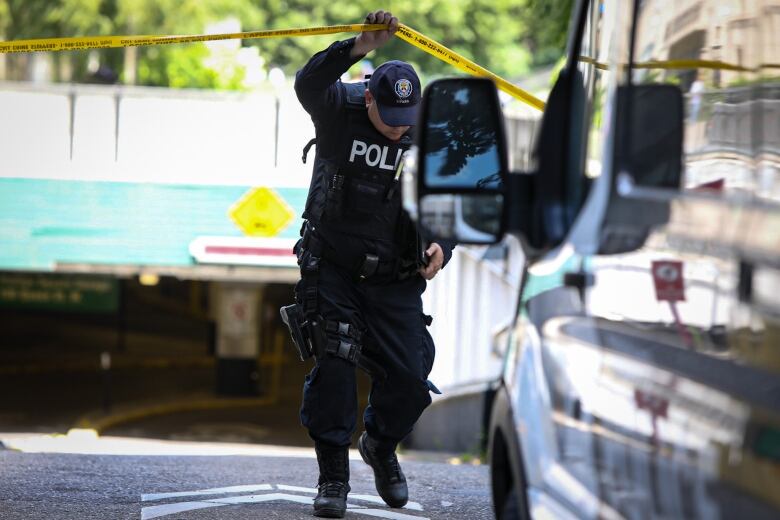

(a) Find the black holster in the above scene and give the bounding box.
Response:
[280,303,313,362]
[280,222,390,380]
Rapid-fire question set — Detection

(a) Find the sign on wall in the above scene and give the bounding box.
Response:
[0,273,119,313]
[229,187,296,238]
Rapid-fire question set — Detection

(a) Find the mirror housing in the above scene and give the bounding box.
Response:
[614,84,683,190]
[599,84,684,255]
[402,78,509,245]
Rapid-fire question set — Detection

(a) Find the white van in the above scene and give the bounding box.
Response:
[403,0,780,517]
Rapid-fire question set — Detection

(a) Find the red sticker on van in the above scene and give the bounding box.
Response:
[652,260,685,302]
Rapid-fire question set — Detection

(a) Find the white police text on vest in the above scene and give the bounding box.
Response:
[349,140,403,171]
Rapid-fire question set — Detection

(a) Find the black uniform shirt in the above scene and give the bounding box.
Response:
[295,38,455,269]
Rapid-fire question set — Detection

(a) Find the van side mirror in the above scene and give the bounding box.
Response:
[402,78,508,244]
[614,84,683,190]
[599,84,684,254]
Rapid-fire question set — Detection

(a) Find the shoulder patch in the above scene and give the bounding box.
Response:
[343,81,367,109]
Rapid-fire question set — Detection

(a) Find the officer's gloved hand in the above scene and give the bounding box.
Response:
[419,243,444,280]
[352,10,399,58]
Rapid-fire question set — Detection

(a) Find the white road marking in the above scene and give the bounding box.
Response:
[141,483,272,501]
[276,484,318,493]
[210,492,314,505]
[142,493,430,519]
[141,501,222,519]
[441,500,453,507]
[141,484,430,519]
[142,493,312,519]
[348,493,424,511]
[275,484,423,511]
[348,509,429,520]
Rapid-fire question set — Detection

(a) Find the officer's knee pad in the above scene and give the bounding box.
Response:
[313,319,364,364]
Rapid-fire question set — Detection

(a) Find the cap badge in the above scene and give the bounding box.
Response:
[394,79,413,99]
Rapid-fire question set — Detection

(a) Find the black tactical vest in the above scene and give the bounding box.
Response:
[303,82,412,245]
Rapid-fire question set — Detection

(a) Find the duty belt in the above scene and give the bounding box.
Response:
[298,222,400,280]
[291,225,387,380]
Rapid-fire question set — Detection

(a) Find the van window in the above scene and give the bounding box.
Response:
[569,0,624,200]
[633,0,780,202]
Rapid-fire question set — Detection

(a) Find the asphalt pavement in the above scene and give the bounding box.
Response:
[0,445,492,520]
[0,297,493,519]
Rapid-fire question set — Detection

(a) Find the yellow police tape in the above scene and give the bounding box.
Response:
[3,22,767,112]
[0,24,385,53]
[578,55,770,73]
[0,23,546,111]
[395,24,546,111]
[635,59,753,72]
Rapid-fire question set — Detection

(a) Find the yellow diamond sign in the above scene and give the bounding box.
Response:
[229,187,295,237]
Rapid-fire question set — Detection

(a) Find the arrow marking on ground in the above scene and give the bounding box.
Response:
[141,483,430,519]
[274,484,423,511]
[141,483,273,501]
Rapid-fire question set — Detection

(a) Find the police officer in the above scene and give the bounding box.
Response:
[290,9,453,519]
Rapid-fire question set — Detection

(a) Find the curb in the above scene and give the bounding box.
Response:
[74,394,277,434]
[0,357,215,376]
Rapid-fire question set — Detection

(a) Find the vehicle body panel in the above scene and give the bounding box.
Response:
[491,0,780,518]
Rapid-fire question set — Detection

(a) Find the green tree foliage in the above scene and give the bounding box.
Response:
[0,0,109,40]
[1,0,572,88]
[0,0,111,80]
[249,0,535,80]
[113,0,262,88]
[517,0,574,66]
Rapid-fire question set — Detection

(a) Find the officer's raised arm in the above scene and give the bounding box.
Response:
[294,10,399,120]
[293,39,361,119]
[351,11,399,58]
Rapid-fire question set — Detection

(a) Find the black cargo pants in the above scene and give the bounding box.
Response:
[297,258,436,450]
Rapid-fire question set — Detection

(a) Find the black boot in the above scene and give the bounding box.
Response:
[313,444,350,518]
[358,432,408,508]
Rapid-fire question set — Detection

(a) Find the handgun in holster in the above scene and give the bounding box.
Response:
[280,303,313,361]
[415,230,430,269]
